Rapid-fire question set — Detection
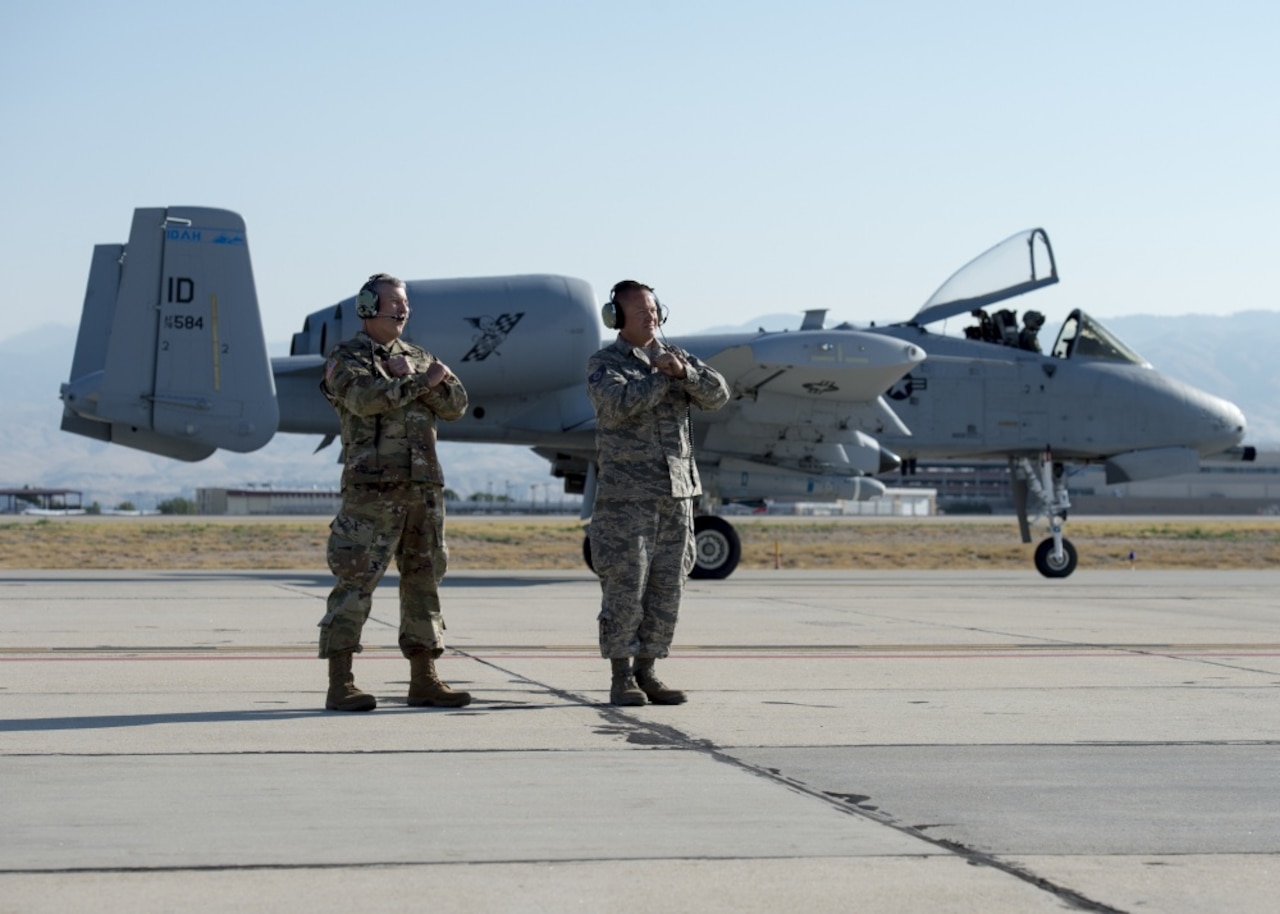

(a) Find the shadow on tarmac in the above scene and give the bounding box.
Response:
[0,708,330,731]
[0,572,590,588]
[0,699,572,732]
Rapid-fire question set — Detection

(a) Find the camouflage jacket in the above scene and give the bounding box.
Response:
[586,337,730,500]
[321,332,468,489]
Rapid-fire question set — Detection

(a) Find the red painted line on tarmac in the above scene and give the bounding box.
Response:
[0,654,316,662]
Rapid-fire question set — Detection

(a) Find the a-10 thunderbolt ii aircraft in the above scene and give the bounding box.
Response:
[59,208,1248,580]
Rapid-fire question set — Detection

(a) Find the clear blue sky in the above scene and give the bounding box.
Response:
[2,0,1277,346]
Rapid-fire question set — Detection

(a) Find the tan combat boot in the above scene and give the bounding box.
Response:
[634,657,686,705]
[609,658,646,706]
[407,652,472,708]
[325,652,377,712]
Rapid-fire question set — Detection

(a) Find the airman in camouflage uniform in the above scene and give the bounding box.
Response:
[317,273,471,712]
[586,280,730,706]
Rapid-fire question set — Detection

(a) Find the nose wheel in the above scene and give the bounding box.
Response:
[1034,537,1077,578]
[1016,451,1079,578]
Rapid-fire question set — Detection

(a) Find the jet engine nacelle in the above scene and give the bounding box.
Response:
[290,274,601,401]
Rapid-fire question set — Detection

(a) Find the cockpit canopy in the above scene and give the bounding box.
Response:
[911,228,1058,326]
[906,227,1150,366]
[1050,309,1149,366]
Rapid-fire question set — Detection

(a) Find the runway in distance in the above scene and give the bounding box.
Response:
[59,208,1249,579]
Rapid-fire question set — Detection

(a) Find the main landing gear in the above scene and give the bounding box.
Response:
[690,515,741,580]
[582,514,744,580]
[1013,451,1078,578]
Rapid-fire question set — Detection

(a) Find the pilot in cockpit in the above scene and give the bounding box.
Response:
[965,307,1045,352]
[964,309,995,342]
[1019,310,1045,352]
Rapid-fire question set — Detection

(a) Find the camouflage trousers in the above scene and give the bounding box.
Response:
[318,484,449,659]
[590,496,695,659]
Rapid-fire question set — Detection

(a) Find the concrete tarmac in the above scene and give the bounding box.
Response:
[2,568,1278,913]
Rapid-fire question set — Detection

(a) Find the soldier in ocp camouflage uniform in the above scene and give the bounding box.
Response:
[586,280,730,706]
[317,273,471,712]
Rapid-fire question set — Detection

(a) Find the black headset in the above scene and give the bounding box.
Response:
[601,280,668,330]
[355,276,382,319]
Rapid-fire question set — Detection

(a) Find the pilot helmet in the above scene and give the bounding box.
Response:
[1023,310,1045,330]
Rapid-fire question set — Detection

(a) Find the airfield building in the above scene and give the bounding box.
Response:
[885,452,1280,516]
[196,487,340,516]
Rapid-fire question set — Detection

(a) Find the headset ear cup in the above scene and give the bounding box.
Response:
[356,286,378,319]
[601,301,624,330]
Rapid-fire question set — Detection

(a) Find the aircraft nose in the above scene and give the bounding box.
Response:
[1215,395,1246,438]
[1223,400,1247,445]
[1197,391,1247,453]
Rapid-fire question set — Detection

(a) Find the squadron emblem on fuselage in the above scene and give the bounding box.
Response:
[461,313,524,361]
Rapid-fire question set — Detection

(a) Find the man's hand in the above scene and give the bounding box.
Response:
[424,361,452,387]
[384,354,414,377]
[654,350,688,380]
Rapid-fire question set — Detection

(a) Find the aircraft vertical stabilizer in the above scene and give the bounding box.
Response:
[60,207,279,460]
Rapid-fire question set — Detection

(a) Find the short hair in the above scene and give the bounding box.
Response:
[362,272,405,299]
[610,279,654,302]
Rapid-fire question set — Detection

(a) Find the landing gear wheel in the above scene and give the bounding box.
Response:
[582,535,595,574]
[691,515,741,580]
[1034,537,1077,578]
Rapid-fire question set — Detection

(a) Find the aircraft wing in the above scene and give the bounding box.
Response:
[702,331,925,404]
[681,330,926,498]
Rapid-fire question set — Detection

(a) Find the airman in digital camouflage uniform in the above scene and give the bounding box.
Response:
[317,273,471,712]
[586,280,730,706]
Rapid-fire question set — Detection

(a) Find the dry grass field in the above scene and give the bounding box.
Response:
[1,515,1278,571]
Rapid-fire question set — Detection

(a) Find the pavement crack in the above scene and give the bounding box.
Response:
[453,647,1130,913]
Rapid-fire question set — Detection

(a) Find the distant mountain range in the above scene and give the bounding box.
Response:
[5,312,1276,509]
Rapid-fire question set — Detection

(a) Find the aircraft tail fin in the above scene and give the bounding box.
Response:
[60,207,279,461]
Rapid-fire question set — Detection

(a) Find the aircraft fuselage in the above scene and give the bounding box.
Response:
[864,324,1246,464]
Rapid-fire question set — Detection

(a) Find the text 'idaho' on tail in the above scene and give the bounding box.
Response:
[60,206,279,461]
